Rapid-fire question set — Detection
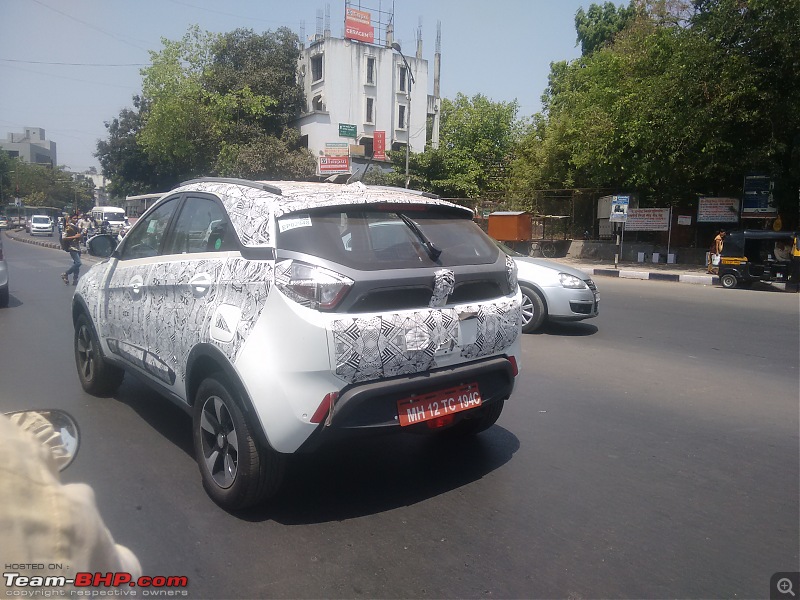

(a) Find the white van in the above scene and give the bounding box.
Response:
[30,215,54,237]
[91,206,127,234]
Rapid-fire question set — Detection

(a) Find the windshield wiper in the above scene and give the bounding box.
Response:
[397,213,442,261]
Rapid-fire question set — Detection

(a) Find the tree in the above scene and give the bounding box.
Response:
[510,0,800,222]
[575,1,640,55]
[97,26,315,192]
[388,93,522,199]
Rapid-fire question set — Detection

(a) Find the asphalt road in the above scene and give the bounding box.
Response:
[1,235,798,599]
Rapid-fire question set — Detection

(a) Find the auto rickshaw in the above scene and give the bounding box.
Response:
[717,229,799,289]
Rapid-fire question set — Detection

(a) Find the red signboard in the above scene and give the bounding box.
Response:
[318,156,350,174]
[345,7,374,44]
[373,131,386,160]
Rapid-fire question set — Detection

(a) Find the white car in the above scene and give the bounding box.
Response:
[497,242,598,332]
[30,215,54,237]
[75,178,522,510]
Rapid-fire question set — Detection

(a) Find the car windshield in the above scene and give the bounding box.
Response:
[277,208,499,270]
[32,216,50,224]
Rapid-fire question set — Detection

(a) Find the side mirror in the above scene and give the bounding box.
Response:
[5,410,80,471]
[86,234,118,258]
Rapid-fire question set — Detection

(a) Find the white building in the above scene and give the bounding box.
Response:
[296,6,441,180]
[1,127,57,166]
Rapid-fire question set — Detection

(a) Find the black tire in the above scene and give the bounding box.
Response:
[520,285,547,333]
[445,399,505,436]
[541,242,557,258]
[74,313,124,396]
[0,286,8,308]
[720,273,738,289]
[193,375,285,510]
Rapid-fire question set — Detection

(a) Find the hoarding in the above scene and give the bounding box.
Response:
[697,197,739,223]
[324,142,350,157]
[318,156,351,175]
[625,208,670,231]
[609,195,630,223]
[339,123,357,138]
[374,131,386,160]
[742,174,776,215]
[345,7,374,44]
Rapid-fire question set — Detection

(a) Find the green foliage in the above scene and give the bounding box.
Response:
[392,93,523,200]
[97,26,313,192]
[510,0,800,221]
[575,1,640,55]
[0,157,93,213]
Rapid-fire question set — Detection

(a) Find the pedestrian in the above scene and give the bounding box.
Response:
[61,214,82,286]
[707,229,725,274]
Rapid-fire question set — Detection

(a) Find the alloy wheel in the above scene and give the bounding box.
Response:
[199,396,239,489]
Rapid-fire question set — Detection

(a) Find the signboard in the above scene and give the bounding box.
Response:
[742,174,776,214]
[609,195,630,223]
[339,123,357,139]
[318,156,351,175]
[325,142,350,157]
[345,7,374,44]
[697,197,739,223]
[373,131,386,160]
[625,208,670,231]
[677,215,692,226]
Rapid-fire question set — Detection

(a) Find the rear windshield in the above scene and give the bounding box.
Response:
[277,209,499,270]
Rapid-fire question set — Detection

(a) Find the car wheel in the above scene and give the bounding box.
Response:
[520,285,546,333]
[193,375,285,510]
[445,399,505,436]
[720,273,738,289]
[74,313,124,396]
[0,286,8,308]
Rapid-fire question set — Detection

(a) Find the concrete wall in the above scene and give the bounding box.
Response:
[568,240,708,265]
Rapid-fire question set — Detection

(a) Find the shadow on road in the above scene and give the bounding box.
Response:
[534,321,599,337]
[113,375,520,524]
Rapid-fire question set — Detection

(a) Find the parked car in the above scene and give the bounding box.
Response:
[30,215,54,237]
[0,235,8,308]
[0,216,8,229]
[497,241,598,333]
[74,178,522,510]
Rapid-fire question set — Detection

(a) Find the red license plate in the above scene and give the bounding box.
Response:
[397,383,482,427]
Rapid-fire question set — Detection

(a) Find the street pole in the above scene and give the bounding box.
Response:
[391,43,415,189]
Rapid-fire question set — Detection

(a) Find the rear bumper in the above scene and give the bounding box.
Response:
[297,355,516,451]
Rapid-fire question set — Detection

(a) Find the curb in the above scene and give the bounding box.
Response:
[586,267,717,286]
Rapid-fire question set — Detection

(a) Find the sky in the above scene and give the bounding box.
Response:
[0,0,594,173]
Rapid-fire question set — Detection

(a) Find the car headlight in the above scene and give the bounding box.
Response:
[558,273,587,289]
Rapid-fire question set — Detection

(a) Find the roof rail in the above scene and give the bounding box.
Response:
[366,185,441,200]
[178,177,283,196]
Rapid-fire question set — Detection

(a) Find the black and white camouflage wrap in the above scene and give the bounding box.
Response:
[78,257,273,387]
[332,297,520,384]
[429,268,455,308]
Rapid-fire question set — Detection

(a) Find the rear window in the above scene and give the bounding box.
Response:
[277,209,499,270]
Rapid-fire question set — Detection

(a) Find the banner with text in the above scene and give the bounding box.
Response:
[374,131,386,160]
[345,7,374,44]
[318,156,351,175]
[625,208,670,231]
[697,197,740,223]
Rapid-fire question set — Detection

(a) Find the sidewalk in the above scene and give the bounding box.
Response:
[553,255,720,286]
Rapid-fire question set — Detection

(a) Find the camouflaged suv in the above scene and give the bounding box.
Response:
[73,178,521,509]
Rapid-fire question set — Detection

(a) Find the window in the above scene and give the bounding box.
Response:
[119,198,179,260]
[365,97,375,124]
[398,104,407,130]
[399,66,407,92]
[366,56,376,85]
[311,54,323,82]
[163,196,230,255]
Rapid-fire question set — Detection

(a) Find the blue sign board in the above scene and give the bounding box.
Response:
[742,174,775,215]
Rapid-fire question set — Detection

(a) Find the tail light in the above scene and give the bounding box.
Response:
[275,260,353,311]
